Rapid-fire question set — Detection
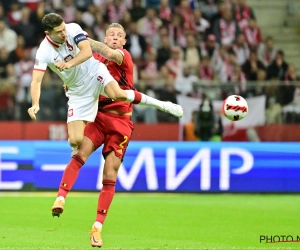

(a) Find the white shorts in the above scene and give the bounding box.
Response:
[66,64,115,123]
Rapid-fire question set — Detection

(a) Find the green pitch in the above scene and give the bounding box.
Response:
[0,193,300,250]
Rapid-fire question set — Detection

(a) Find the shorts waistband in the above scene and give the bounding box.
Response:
[100,111,132,120]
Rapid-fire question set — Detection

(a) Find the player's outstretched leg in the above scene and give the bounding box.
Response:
[90,222,103,248]
[124,90,183,118]
[51,196,65,217]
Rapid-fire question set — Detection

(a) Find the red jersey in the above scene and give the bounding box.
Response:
[93,48,135,113]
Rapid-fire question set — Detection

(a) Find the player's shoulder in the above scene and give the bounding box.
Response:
[37,38,51,53]
[116,48,132,59]
[66,22,82,29]
[66,23,84,36]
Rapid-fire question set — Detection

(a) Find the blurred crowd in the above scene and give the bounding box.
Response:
[0,0,300,125]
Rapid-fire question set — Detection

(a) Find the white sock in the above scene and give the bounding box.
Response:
[93,221,102,229]
[124,90,164,109]
[140,93,163,108]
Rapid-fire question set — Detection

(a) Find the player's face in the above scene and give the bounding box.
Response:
[46,22,67,44]
[104,27,126,49]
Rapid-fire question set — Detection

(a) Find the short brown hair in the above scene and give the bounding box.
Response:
[106,23,126,36]
[42,13,64,32]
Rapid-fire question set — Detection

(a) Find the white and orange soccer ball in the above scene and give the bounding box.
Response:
[222,95,248,121]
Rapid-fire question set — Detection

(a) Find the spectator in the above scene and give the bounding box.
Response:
[201,34,219,59]
[93,13,108,43]
[182,34,201,70]
[106,0,127,23]
[0,48,15,78]
[156,35,172,70]
[243,18,262,50]
[229,64,247,96]
[280,64,300,123]
[168,13,186,47]
[164,46,184,79]
[123,21,147,67]
[267,50,288,80]
[6,1,22,26]
[199,56,214,81]
[152,26,173,50]
[12,7,38,48]
[193,8,210,39]
[29,0,49,37]
[265,96,282,124]
[251,68,266,96]
[257,36,277,67]
[81,4,96,28]
[158,0,172,25]
[38,70,57,121]
[137,8,162,45]
[279,64,298,106]
[75,0,94,12]
[174,65,200,96]
[232,32,249,66]
[242,50,265,80]
[119,10,132,31]
[130,0,146,22]
[212,45,230,83]
[156,74,179,123]
[14,48,34,120]
[212,8,240,47]
[197,0,221,22]
[0,5,9,24]
[175,0,196,32]
[233,0,255,29]
[62,0,77,23]
[0,18,17,53]
[140,49,159,87]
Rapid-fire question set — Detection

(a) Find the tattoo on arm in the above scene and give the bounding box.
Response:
[88,38,123,65]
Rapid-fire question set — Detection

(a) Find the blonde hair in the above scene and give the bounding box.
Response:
[106,23,126,36]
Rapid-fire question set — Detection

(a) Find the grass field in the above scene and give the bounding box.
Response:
[0,192,300,250]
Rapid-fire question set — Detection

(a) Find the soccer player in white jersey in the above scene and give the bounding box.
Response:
[28,13,183,153]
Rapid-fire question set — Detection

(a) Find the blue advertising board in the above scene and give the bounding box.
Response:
[0,141,300,192]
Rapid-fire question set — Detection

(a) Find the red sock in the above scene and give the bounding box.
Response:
[96,179,116,224]
[132,90,142,104]
[57,154,85,198]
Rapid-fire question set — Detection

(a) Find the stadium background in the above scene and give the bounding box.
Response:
[0,0,300,249]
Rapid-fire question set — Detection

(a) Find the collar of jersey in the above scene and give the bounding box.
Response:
[46,35,64,48]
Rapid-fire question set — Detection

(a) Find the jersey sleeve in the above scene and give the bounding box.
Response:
[68,23,88,46]
[116,48,131,69]
[33,47,48,72]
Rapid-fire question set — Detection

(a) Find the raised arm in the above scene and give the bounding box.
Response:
[28,69,45,120]
[55,40,92,71]
[88,37,123,65]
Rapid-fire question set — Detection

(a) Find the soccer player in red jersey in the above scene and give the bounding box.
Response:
[51,23,170,247]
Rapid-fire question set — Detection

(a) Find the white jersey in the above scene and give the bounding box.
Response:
[33,23,102,95]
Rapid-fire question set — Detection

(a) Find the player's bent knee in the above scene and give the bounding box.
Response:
[68,136,83,148]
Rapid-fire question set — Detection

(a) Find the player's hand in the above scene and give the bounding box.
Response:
[55,61,71,72]
[28,105,40,121]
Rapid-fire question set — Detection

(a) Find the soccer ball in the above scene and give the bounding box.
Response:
[222,95,248,121]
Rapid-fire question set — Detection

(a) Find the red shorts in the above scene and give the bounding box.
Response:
[84,111,134,160]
